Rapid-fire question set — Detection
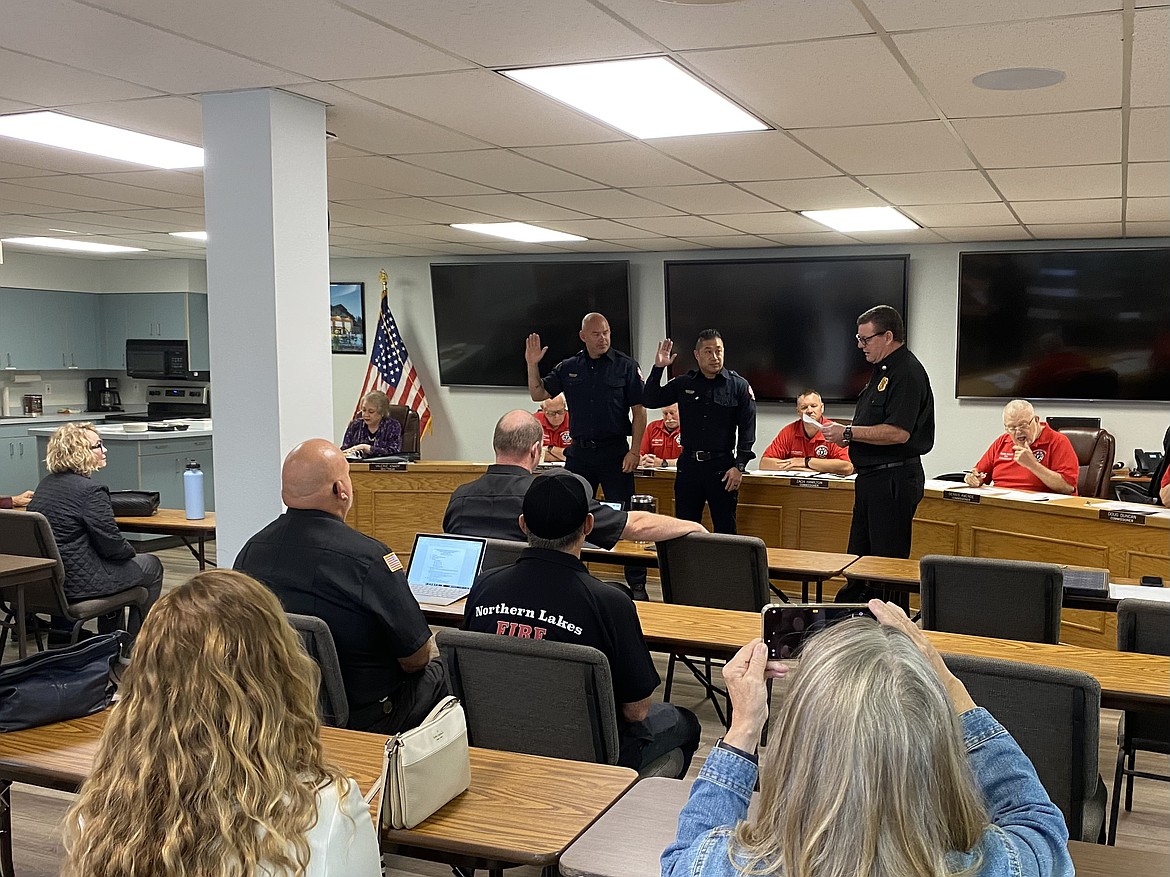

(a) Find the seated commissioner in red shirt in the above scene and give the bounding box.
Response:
[760,390,853,475]
[965,400,1079,495]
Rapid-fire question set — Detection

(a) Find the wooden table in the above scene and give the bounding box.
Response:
[559,776,1168,877]
[0,554,57,661]
[115,509,216,570]
[582,540,857,600]
[843,555,1160,612]
[0,711,636,875]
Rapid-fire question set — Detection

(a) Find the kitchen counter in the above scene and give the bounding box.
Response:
[27,419,211,440]
[0,409,146,426]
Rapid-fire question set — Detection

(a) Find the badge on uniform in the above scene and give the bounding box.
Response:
[685,388,695,394]
[568,373,578,378]
[877,376,889,392]
[384,552,403,572]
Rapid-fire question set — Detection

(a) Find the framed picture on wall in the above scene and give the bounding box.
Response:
[329,282,366,354]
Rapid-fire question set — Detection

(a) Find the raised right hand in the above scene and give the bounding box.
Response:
[525,333,547,365]
[654,339,677,368]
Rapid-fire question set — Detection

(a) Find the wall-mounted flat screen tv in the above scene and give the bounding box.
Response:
[957,248,1170,401]
[431,261,632,388]
[664,255,909,403]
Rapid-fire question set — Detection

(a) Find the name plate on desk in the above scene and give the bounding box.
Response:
[1099,509,1148,525]
[943,490,980,503]
[790,477,828,489]
[369,461,408,472]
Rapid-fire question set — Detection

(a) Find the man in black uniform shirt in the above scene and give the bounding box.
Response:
[822,305,935,565]
[463,470,700,776]
[442,410,704,558]
[235,439,444,734]
[526,312,648,595]
[642,329,756,534]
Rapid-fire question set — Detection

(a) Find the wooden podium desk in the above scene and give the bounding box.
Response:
[347,462,1169,650]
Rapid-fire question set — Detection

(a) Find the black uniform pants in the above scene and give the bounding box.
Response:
[838,460,924,604]
[566,440,645,588]
[675,453,738,534]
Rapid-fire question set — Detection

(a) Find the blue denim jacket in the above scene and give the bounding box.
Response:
[661,707,1073,877]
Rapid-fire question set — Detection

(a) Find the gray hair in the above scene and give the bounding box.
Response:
[493,410,543,458]
[526,525,586,552]
[1002,399,1036,422]
[360,391,391,417]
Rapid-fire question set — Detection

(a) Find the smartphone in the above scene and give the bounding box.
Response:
[762,603,875,660]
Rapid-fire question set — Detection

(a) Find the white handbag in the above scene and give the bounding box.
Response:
[377,696,471,830]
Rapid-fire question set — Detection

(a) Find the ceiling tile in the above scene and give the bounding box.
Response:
[328,155,499,197]
[552,239,639,253]
[595,0,869,50]
[683,36,935,129]
[1027,222,1122,239]
[650,131,839,182]
[0,160,56,180]
[739,177,887,210]
[795,121,974,174]
[865,0,1116,30]
[60,211,199,233]
[0,0,295,94]
[678,235,778,249]
[342,70,621,148]
[534,218,649,239]
[1131,8,1170,108]
[342,0,658,67]
[1125,220,1170,236]
[1127,163,1169,198]
[403,150,605,192]
[933,226,1032,242]
[0,97,36,114]
[428,193,592,221]
[0,180,143,212]
[614,237,708,251]
[627,184,779,214]
[85,169,205,198]
[621,215,740,236]
[953,110,1121,167]
[1126,197,1170,222]
[0,48,161,107]
[16,174,201,209]
[1012,198,1122,223]
[1128,107,1170,163]
[527,189,684,218]
[703,212,824,234]
[903,202,1015,226]
[846,227,947,243]
[57,96,203,145]
[96,207,204,225]
[761,231,861,246]
[334,197,501,225]
[988,165,1121,200]
[893,14,1121,118]
[326,204,425,227]
[325,177,403,202]
[859,170,1000,204]
[515,142,715,188]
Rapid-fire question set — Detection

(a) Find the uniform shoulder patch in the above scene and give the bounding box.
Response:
[384,552,403,572]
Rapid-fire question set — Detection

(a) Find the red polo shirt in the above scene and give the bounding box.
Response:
[763,420,851,464]
[1160,465,1169,490]
[640,419,683,461]
[535,410,571,450]
[973,426,1080,494]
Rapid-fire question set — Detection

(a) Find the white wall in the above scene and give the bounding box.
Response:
[330,237,1170,475]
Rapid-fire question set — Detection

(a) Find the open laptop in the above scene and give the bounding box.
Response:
[405,533,487,605]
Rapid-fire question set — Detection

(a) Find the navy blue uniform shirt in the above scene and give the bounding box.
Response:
[643,365,756,470]
[541,348,644,442]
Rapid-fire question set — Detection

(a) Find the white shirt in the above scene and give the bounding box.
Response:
[259,778,381,877]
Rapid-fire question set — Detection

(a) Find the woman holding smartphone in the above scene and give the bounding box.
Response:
[662,600,1072,877]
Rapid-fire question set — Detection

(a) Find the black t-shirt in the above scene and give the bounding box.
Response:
[234,508,432,714]
[462,548,660,706]
[442,464,627,548]
[849,345,935,467]
[541,348,644,441]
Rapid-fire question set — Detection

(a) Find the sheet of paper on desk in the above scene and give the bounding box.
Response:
[995,490,1064,502]
[1110,583,1170,603]
[1087,500,1158,514]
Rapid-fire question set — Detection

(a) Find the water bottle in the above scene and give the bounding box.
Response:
[183,460,205,520]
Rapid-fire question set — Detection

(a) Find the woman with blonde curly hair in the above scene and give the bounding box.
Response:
[27,422,162,636]
[662,600,1072,877]
[62,569,381,877]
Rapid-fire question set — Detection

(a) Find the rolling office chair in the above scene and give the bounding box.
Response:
[285,612,349,728]
[385,403,421,457]
[1049,426,1116,499]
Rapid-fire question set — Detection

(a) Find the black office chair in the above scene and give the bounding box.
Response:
[480,537,526,572]
[285,612,349,728]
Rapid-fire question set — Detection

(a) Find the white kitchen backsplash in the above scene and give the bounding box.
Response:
[0,369,150,416]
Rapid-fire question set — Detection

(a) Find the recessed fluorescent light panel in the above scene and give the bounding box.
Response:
[0,112,203,169]
[169,231,208,241]
[800,207,919,233]
[2,236,147,254]
[502,57,768,139]
[450,222,587,243]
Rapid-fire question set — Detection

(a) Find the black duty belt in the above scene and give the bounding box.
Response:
[689,450,732,462]
[574,436,626,449]
[855,458,918,475]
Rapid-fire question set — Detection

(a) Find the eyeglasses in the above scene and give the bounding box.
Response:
[855,331,886,346]
[89,441,106,451]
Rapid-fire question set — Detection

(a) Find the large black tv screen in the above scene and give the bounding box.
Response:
[664,256,908,403]
[431,261,631,388]
[957,249,1170,401]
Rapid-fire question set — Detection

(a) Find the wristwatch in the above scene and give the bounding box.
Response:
[842,426,853,446]
[804,456,812,469]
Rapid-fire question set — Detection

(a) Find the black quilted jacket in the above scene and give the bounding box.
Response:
[27,472,142,600]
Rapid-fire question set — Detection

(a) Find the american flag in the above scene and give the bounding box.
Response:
[356,271,431,435]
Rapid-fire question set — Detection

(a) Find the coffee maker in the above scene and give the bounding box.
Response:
[86,377,123,412]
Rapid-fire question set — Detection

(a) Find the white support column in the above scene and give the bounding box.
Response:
[201,89,332,566]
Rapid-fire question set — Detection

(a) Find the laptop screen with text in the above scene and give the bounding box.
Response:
[407,534,486,590]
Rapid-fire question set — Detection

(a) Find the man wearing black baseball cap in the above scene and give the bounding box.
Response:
[463,469,700,776]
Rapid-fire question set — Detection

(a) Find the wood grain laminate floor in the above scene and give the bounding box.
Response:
[4,542,1167,875]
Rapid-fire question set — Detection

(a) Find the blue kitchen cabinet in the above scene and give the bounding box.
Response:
[188,294,209,371]
[0,425,40,496]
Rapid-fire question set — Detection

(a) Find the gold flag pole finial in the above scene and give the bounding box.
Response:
[379,269,389,295]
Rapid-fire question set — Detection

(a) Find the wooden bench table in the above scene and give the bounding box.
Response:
[115,509,216,570]
[0,554,57,661]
